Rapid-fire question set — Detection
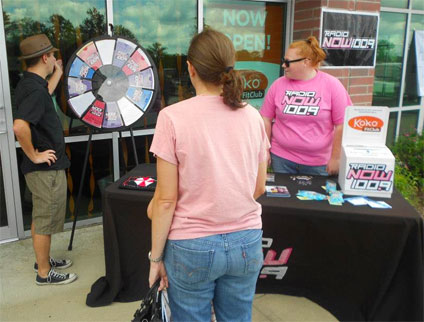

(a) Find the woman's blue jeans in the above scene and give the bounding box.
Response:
[271,152,328,176]
[164,229,263,322]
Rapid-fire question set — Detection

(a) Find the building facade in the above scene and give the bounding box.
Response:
[0,0,422,242]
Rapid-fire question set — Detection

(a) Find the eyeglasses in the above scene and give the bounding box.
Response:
[282,57,307,67]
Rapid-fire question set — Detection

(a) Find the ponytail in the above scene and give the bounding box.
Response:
[220,68,245,110]
[306,36,326,66]
[289,36,326,67]
[188,28,245,110]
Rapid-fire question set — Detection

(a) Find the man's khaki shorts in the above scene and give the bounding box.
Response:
[25,170,67,235]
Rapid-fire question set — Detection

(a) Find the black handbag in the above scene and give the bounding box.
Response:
[131,280,163,322]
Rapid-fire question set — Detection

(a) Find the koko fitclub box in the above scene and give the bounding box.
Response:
[338,106,395,198]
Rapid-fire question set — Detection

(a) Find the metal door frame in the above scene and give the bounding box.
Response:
[0,2,23,242]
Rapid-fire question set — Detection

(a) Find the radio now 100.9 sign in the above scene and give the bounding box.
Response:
[320,9,379,68]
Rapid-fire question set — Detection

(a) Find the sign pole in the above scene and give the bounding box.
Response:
[68,129,93,251]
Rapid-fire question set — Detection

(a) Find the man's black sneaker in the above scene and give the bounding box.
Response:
[34,257,72,272]
[36,268,77,285]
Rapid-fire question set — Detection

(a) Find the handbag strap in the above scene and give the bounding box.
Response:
[145,279,161,300]
[150,280,162,315]
[132,280,162,321]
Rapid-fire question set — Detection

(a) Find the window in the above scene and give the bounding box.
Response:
[372,12,407,107]
[403,15,424,106]
[3,0,107,136]
[412,0,424,11]
[204,0,286,109]
[399,110,419,135]
[387,112,398,147]
[381,0,408,9]
[113,0,197,126]
[373,2,424,139]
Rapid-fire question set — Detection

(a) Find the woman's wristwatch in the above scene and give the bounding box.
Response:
[148,251,163,263]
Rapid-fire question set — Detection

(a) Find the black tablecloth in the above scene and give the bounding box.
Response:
[87,164,423,321]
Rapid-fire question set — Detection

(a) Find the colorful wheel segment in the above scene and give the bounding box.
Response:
[64,36,158,131]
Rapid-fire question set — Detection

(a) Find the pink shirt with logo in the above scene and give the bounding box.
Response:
[260,70,352,166]
[150,95,269,240]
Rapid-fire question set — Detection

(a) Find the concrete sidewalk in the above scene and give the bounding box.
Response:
[0,225,337,321]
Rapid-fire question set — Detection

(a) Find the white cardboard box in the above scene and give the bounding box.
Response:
[338,106,395,198]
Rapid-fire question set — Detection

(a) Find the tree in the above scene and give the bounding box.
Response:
[79,7,107,40]
[113,25,137,42]
[3,11,11,35]
[376,40,396,63]
[48,14,76,44]
[147,42,168,65]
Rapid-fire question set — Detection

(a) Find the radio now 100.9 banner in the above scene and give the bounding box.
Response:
[320,9,379,68]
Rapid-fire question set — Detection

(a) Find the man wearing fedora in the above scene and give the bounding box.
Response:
[13,34,77,285]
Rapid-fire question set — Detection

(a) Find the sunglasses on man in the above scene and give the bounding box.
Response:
[281,57,307,67]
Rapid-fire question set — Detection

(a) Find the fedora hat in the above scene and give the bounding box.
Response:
[19,34,58,60]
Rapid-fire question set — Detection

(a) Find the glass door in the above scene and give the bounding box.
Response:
[0,0,292,241]
[2,0,111,233]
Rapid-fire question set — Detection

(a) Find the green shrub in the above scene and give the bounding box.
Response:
[391,131,424,191]
[394,162,419,205]
[390,131,424,215]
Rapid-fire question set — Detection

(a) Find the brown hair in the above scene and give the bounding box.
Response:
[289,36,326,67]
[187,28,245,109]
[25,55,43,68]
[25,52,53,68]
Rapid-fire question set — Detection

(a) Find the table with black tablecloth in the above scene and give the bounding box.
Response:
[87,164,423,321]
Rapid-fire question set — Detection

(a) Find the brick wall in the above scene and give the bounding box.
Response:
[292,0,381,106]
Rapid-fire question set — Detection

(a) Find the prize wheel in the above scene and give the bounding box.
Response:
[64,35,159,131]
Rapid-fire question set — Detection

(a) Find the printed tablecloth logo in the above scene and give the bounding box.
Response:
[260,238,292,280]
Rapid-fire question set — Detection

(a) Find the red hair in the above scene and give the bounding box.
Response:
[289,36,326,67]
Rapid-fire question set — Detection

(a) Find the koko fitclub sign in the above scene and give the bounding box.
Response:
[320,9,379,68]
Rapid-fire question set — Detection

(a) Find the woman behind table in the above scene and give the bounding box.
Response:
[260,36,352,176]
[147,29,269,321]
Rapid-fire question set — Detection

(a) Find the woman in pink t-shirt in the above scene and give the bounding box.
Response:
[260,36,352,176]
[147,29,269,321]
